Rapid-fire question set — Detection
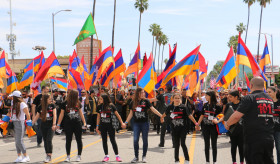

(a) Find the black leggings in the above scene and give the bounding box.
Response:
[173,127,189,162]
[203,125,218,162]
[64,120,83,155]
[100,124,119,155]
[41,122,54,154]
[230,134,244,162]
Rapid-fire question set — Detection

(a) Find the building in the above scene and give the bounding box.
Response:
[76,37,102,72]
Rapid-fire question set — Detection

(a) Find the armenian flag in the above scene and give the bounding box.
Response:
[50,77,68,91]
[18,60,33,90]
[0,51,6,78]
[6,74,18,94]
[23,60,33,73]
[124,43,141,77]
[244,72,251,92]
[33,52,45,74]
[101,63,114,87]
[138,53,157,94]
[259,36,271,73]
[216,47,237,89]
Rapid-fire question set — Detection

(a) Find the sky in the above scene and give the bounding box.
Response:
[0,0,279,74]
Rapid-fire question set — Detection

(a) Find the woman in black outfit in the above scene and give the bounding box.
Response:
[213,90,244,164]
[161,93,199,164]
[32,94,57,163]
[96,94,125,162]
[198,91,222,164]
[57,89,86,162]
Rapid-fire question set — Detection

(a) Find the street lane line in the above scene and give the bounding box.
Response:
[51,130,127,164]
[180,131,197,164]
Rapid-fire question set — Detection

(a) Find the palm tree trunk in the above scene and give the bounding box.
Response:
[158,45,161,74]
[243,5,250,86]
[154,40,158,70]
[138,12,142,43]
[161,45,164,73]
[257,5,264,63]
[152,36,154,55]
[112,0,117,48]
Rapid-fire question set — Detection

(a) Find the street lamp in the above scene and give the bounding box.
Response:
[260,33,274,84]
[52,9,71,54]
[32,46,46,55]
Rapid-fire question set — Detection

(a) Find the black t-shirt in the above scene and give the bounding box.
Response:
[61,101,81,122]
[225,102,243,136]
[201,103,222,125]
[156,94,166,114]
[273,100,280,131]
[165,104,190,128]
[97,104,117,125]
[33,94,42,107]
[36,104,55,124]
[237,90,274,143]
[129,99,152,123]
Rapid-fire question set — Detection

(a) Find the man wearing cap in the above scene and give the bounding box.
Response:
[225,77,275,164]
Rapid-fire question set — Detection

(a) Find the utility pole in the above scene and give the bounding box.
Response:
[90,0,97,70]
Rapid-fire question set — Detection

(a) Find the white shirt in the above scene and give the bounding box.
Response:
[23,97,33,105]
[11,102,28,121]
[81,96,86,114]
[201,96,208,104]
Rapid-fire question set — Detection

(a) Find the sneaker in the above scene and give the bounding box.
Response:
[158,144,164,147]
[37,143,41,147]
[65,156,70,162]
[102,156,109,162]
[142,156,147,163]
[131,157,139,163]
[175,161,180,164]
[185,160,190,164]
[14,156,22,163]
[44,156,51,163]
[76,155,81,162]
[116,156,122,162]
[21,156,30,163]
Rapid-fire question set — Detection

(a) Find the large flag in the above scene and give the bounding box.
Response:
[216,47,237,89]
[81,56,91,90]
[68,50,85,90]
[33,52,45,74]
[162,45,200,86]
[0,51,6,78]
[18,60,33,90]
[31,52,63,90]
[111,49,126,87]
[244,72,251,92]
[50,77,68,91]
[124,43,141,77]
[101,63,114,87]
[23,60,33,73]
[259,36,271,73]
[237,34,267,81]
[6,63,18,94]
[156,44,177,89]
[74,13,96,45]
[138,53,157,94]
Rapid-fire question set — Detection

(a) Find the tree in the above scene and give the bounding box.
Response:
[164,58,168,65]
[57,55,70,59]
[160,34,168,73]
[206,61,224,84]
[236,22,246,35]
[154,28,162,70]
[112,0,117,48]
[246,72,254,81]
[256,0,271,62]
[148,23,160,55]
[135,0,149,42]
[227,35,239,54]
[243,0,256,43]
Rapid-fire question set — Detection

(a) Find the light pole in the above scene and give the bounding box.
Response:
[52,9,71,54]
[260,33,274,84]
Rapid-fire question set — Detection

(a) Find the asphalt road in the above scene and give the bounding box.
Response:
[0,129,277,164]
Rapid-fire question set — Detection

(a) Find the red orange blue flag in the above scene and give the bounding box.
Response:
[124,43,141,77]
[259,36,271,73]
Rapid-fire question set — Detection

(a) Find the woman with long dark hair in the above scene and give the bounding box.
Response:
[3,91,32,163]
[213,90,244,164]
[57,89,86,162]
[96,94,125,162]
[197,90,222,164]
[32,94,57,163]
[124,88,162,163]
[267,87,280,164]
[161,93,199,164]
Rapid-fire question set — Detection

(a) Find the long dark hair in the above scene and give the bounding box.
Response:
[100,94,113,110]
[67,89,80,109]
[268,87,280,100]
[41,94,50,122]
[206,90,217,107]
[13,96,24,118]
[133,88,144,110]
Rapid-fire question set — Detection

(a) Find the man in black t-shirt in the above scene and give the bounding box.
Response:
[32,85,50,147]
[225,77,275,164]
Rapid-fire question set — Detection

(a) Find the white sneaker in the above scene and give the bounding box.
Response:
[14,156,22,163]
[76,155,81,162]
[44,155,51,163]
[131,157,138,163]
[142,156,147,163]
[175,161,180,164]
[65,156,70,162]
[185,160,190,164]
[21,156,30,163]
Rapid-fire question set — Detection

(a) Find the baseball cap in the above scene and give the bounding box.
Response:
[10,91,22,98]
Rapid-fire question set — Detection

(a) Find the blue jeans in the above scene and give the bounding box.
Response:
[133,122,149,158]
[275,131,280,164]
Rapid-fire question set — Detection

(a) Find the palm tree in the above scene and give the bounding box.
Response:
[148,23,160,55]
[134,0,149,43]
[157,34,164,73]
[243,0,256,43]
[257,0,271,62]
[154,28,162,70]
[112,0,117,48]
[227,35,239,54]
[160,34,168,73]
[236,23,246,35]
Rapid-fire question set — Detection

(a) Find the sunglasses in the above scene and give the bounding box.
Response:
[81,92,86,93]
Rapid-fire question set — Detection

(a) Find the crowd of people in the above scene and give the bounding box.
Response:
[0,77,280,164]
